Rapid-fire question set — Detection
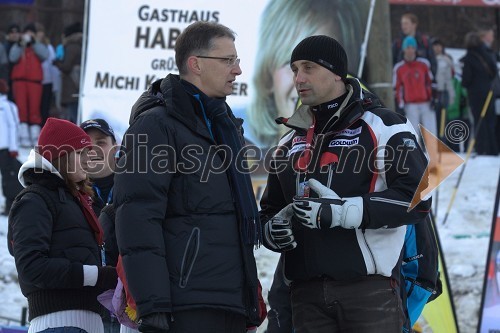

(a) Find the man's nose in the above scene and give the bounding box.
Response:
[232,63,242,75]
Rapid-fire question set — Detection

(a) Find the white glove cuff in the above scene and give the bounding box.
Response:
[339,197,364,229]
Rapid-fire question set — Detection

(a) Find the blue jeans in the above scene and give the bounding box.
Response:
[39,328,88,333]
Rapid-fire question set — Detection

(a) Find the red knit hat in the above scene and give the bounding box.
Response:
[37,117,92,161]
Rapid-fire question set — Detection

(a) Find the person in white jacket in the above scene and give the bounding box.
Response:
[432,39,455,126]
[0,78,22,215]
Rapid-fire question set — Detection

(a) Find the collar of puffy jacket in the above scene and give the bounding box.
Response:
[130,74,243,142]
[276,77,372,135]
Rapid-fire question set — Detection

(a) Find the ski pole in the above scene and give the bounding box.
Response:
[357,0,376,78]
[434,106,447,219]
[442,89,493,225]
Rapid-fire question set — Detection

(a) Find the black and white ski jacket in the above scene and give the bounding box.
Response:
[260,78,432,282]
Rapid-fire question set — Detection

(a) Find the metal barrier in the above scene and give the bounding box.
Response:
[0,307,28,329]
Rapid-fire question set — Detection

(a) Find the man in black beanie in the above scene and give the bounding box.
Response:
[259,35,433,333]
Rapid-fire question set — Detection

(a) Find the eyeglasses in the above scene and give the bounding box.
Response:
[196,55,240,67]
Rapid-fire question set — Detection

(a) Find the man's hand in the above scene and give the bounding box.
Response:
[264,204,297,251]
[292,179,363,230]
[138,312,170,332]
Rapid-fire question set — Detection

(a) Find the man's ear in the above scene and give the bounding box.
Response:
[187,56,201,74]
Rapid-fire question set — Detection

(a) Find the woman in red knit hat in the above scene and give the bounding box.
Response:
[8,117,118,333]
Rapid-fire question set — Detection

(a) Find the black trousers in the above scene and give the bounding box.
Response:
[291,275,405,333]
[0,149,23,213]
[470,96,498,155]
[267,255,293,333]
[169,308,246,333]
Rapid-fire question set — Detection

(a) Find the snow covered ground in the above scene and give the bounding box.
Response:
[0,148,499,333]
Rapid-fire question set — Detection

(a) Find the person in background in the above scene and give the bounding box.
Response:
[0,78,22,216]
[394,36,437,170]
[9,23,48,147]
[114,21,263,332]
[432,39,455,107]
[0,41,8,82]
[260,35,431,333]
[35,23,57,126]
[3,23,21,101]
[431,39,455,135]
[53,33,65,115]
[81,118,120,333]
[8,117,118,333]
[53,22,83,124]
[80,119,118,216]
[461,27,499,156]
[392,12,436,76]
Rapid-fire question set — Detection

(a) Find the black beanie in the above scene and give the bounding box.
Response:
[290,35,348,79]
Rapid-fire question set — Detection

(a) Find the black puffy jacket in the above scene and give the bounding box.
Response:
[114,74,260,325]
[8,169,105,320]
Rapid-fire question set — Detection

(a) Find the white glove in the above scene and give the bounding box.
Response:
[292,179,363,230]
[264,204,297,251]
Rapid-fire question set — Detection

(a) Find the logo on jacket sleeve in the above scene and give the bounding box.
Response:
[402,138,416,149]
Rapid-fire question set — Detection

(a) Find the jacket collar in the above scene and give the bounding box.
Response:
[160,74,244,142]
[130,74,214,141]
[277,78,365,135]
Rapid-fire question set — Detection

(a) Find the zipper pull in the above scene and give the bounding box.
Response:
[100,243,106,266]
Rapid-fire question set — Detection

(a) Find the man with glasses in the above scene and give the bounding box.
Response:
[114,21,263,333]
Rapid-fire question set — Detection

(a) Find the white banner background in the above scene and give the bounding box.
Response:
[81,0,267,141]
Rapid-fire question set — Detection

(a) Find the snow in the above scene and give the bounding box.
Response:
[0,148,499,333]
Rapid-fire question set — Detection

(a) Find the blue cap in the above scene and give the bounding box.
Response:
[402,36,417,50]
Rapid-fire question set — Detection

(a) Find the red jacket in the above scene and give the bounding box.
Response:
[11,47,43,82]
[394,57,433,106]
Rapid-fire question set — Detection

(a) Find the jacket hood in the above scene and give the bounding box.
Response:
[18,149,63,187]
[129,79,165,124]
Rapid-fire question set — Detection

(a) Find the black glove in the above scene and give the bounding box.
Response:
[138,312,171,332]
[96,266,118,290]
[264,204,297,251]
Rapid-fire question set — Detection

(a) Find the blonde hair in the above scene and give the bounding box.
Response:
[247,0,367,146]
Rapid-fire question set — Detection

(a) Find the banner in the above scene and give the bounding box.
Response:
[81,0,264,141]
[477,173,500,333]
[389,0,500,6]
[417,215,460,333]
[81,0,369,146]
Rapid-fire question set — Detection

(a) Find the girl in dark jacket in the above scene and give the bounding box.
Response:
[8,117,117,333]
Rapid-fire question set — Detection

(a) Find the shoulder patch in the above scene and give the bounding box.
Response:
[402,138,417,149]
